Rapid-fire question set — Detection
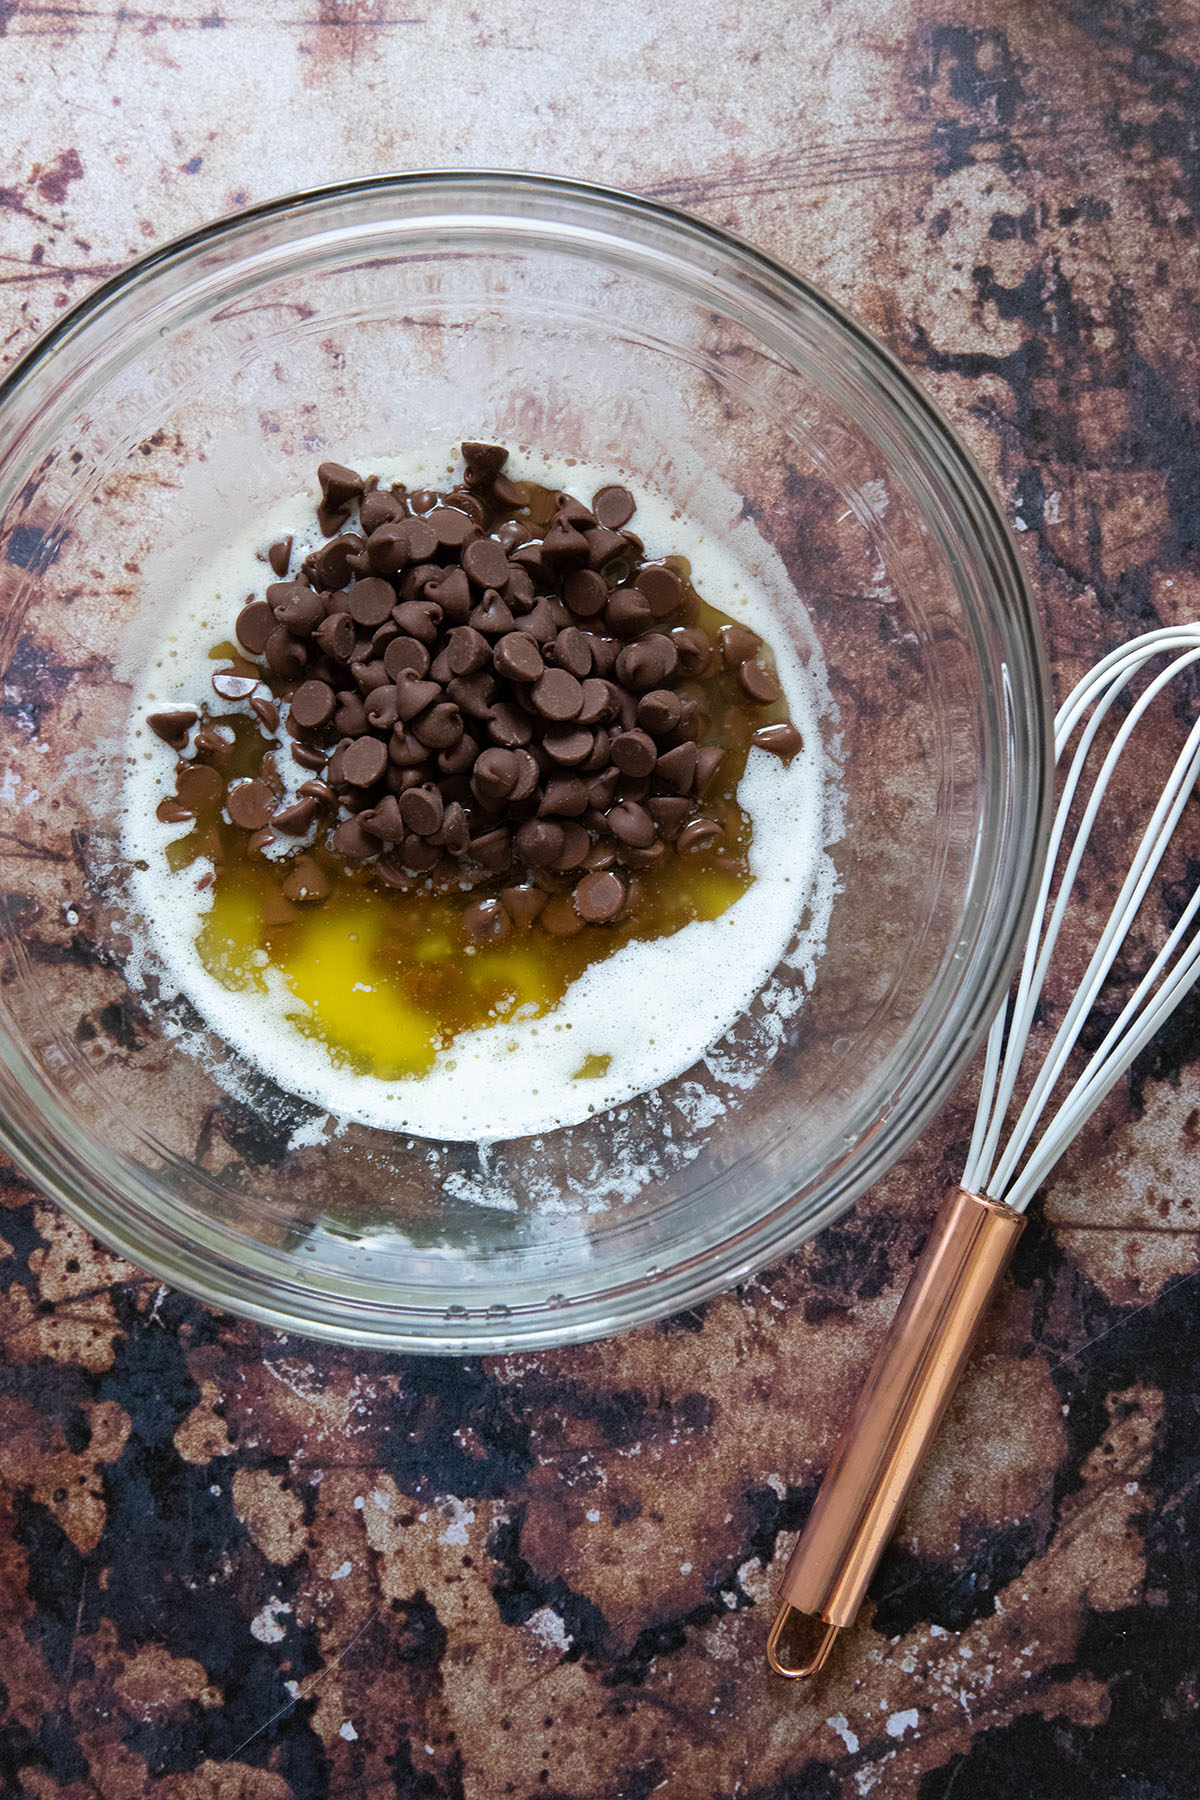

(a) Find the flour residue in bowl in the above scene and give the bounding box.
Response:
[119,451,839,1143]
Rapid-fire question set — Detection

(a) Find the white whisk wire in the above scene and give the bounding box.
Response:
[960,625,1200,1214]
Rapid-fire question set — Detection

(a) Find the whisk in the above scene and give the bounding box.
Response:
[768,622,1200,1678]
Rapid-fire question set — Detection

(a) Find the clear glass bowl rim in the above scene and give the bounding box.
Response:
[0,171,1052,1351]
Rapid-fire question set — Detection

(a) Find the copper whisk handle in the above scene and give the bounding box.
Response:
[768,1187,1026,1677]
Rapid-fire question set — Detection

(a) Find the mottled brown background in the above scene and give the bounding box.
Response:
[2,2,1200,1796]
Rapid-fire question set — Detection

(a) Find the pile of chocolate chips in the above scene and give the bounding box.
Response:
[151,446,803,941]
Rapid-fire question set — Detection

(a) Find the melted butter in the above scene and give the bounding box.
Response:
[165,486,793,1084]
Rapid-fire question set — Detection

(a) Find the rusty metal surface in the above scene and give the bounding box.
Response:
[2,3,1200,1795]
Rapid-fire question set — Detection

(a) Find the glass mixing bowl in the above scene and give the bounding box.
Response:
[0,174,1049,1350]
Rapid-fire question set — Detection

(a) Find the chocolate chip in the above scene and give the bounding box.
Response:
[576,678,615,725]
[671,625,715,676]
[542,726,594,766]
[555,493,597,531]
[317,460,363,517]
[586,635,619,678]
[462,442,509,488]
[581,729,612,772]
[264,629,307,679]
[290,680,336,729]
[693,744,725,796]
[347,660,384,697]
[298,779,335,805]
[412,702,464,749]
[292,744,328,772]
[462,897,510,943]
[493,634,544,682]
[621,840,668,870]
[147,708,197,748]
[541,519,590,571]
[539,773,589,817]
[440,802,470,855]
[540,893,584,937]
[392,599,443,645]
[447,487,489,527]
[584,526,628,570]
[513,596,558,644]
[500,884,547,928]
[633,564,682,618]
[515,818,564,868]
[365,686,399,732]
[549,627,592,679]
[313,534,363,589]
[509,540,547,581]
[271,797,317,835]
[401,834,440,872]
[236,601,275,655]
[532,668,584,721]
[384,635,431,680]
[446,671,496,721]
[719,621,763,667]
[334,690,369,736]
[469,590,514,635]
[553,821,591,870]
[345,577,396,628]
[672,696,705,742]
[194,728,233,765]
[573,869,626,921]
[739,657,782,704]
[371,623,402,660]
[212,668,261,701]
[250,697,280,732]
[470,826,512,872]
[223,778,274,831]
[423,506,475,549]
[176,762,224,811]
[488,703,534,748]
[365,522,413,575]
[637,688,682,736]
[332,818,377,861]
[492,473,525,508]
[398,785,444,836]
[267,537,293,576]
[648,795,690,840]
[472,747,520,806]
[394,673,442,722]
[403,517,439,562]
[282,854,333,900]
[271,585,325,636]
[427,565,471,623]
[314,610,357,661]
[677,818,723,854]
[361,794,405,842]
[587,766,621,810]
[341,737,388,788]
[655,742,698,793]
[462,536,510,590]
[446,625,491,676]
[615,634,678,690]
[752,720,804,761]
[608,800,656,848]
[592,485,635,530]
[563,568,608,617]
[605,589,653,637]
[611,729,657,777]
[359,491,404,534]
